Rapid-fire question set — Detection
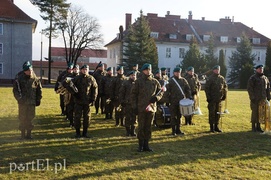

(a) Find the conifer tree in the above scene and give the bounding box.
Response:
[264,40,271,77]
[218,49,227,78]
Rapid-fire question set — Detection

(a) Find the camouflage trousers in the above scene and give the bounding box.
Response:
[74,103,91,130]
[18,104,35,131]
[137,111,155,140]
[207,102,221,124]
[169,104,182,126]
[124,104,136,127]
[250,101,260,123]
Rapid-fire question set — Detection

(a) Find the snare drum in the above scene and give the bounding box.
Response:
[155,105,171,127]
[179,98,194,116]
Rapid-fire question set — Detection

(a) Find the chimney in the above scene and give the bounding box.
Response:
[188,11,193,24]
[125,13,132,30]
[167,11,170,15]
[202,17,205,21]
[10,0,14,3]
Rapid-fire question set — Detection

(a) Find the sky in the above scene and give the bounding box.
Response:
[14,0,271,60]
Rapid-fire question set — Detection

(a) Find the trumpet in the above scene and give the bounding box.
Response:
[194,93,202,115]
[258,99,271,133]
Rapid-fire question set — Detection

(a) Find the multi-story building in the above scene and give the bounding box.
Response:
[0,0,37,83]
[105,11,270,77]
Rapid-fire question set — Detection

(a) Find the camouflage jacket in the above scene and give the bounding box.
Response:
[131,73,163,113]
[101,74,114,98]
[184,73,201,95]
[54,70,67,91]
[13,72,42,105]
[73,73,98,105]
[247,72,270,102]
[111,73,127,102]
[119,79,135,105]
[164,76,191,105]
[205,72,228,103]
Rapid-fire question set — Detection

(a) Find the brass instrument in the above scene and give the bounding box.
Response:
[56,82,66,95]
[56,77,78,95]
[194,93,202,115]
[258,99,271,133]
[223,97,229,114]
[106,98,111,104]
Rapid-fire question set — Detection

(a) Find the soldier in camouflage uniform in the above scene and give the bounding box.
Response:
[72,65,98,138]
[93,63,106,115]
[131,63,163,152]
[13,61,42,139]
[120,71,137,136]
[101,67,115,119]
[132,64,141,78]
[204,65,228,133]
[161,67,169,81]
[164,67,191,136]
[247,64,270,132]
[184,66,201,125]
[111,66,127,126]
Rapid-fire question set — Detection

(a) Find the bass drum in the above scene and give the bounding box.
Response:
[155,105,171,128]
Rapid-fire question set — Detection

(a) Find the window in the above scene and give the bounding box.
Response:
[169,34,177,39]
[166,48,171,58]
[0,23,3,35]
[203,35,210,42]
[0,63,3,74]
[220,36,228,43]
[256,51,261,61]
[186,34,193,41]
[252,38,260,44]
[179,48,185,58]
[0,43,2,55]
[150,32,159,39]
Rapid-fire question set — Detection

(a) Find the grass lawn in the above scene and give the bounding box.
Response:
[0,87,271,179]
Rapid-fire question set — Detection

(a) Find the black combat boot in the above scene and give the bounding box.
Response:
[109,113,113,119]
[210,124,215,133]
[171,125,176,136]
[256,123,264,132]
[75,129,81,138]
[82,128,90,138]
[130,126,136,136]
[125,127,131,136]
[137,139,144,152]
[20,130,25,139]
[176,125,185,135]
[26,130,32,139]
[105,113,109,120]
[214,124,222,133]
[252,123,256,132]
[143,140,153,152]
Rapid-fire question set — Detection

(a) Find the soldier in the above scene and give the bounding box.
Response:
[120,70,137,136]
[164,67,191,136]
[13,61,42,139]
[247,64,270,132]
[205,65,228,133]
[72,65,98,138]
[132,64,141,78]
[93,63,106,115]
[161,67,169,81]
[101,67,115,119]
[184,66,201,125]
[131,63,163,152]
[111,66,127,126]
[55,63,74,116]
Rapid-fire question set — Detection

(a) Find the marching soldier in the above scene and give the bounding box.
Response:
[131,63,163,152]
[55,63,74,116]
[13,61,42,139]
[164,67,191,136]
[205,65,228,133]
[101,67,115,119]
[93,63,106,115]
[72,65,98,138]
[111,66,127,126]
[161,67,169,81]
[184,66,201,125]
[247,64,270,132]
[120,71,137,136]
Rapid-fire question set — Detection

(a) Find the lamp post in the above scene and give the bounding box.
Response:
[40,30,44,82]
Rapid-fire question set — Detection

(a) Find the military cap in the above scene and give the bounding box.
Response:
[161,67,167,71]
[255,64,264,69]
[127,70,136,76]
[133,64,138,67]
[80,64,89,69]
[141,63,152,71]
[173,67,181,72]
[187,66,194,71]
[97,63,104,67]
[106,67,112,71]
[116,66,123,71]
[22,61,32,71]
[213,65,220,70]
[67,62,74,69]
[73,64,79,69]
[155,69,161,74]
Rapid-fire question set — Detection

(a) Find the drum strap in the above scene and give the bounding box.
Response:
[172,78,186,98]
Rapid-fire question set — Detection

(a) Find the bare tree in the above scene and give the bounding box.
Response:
[57,5,103,65]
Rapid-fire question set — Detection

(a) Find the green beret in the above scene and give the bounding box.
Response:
[80,64,89,69]
[155,69,161,74]
[116,66,123,71]
[98,63,104,67]
[67,62,74,69]
[106,67,112,71]
[187,66,194,71]
[73,64,79,69]
[213,65,220,70]
[133,64,138,67]
[161,67,166,71]
[127,70,136,76]
[23,61,32,71]
[255,64,264,69]
[141,63,152,71]
[173,67,181,72]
